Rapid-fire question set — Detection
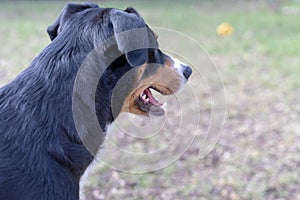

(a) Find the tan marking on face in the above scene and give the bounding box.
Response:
[148,28,158,40]
[153,32,158,40]
[120,62,182,116]
[164,55,174,68]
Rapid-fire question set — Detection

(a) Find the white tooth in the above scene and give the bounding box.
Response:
[145,98,149,103]
[161,103,167,108]
[142,94,147,99]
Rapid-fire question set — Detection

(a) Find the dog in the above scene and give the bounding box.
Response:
[0,3,192,200]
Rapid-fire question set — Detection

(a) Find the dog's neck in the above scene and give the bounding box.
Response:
[3,38,102,180]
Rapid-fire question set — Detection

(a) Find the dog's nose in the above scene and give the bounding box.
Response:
[183,66,192,79]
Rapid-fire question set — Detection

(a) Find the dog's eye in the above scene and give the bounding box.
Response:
[148,50,155,61]
[149,49,163,64]
[148,50,155,63]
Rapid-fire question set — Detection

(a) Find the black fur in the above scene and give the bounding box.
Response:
[0,3,158,200]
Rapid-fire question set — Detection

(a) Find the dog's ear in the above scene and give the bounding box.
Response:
[47,3,98,41]
[125,49,148,67]
[109,8,145,51]
[109,8,157,66]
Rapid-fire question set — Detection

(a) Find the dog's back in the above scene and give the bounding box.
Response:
[0,43,91,200]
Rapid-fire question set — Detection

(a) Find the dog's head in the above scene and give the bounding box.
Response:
[48,3,192,118]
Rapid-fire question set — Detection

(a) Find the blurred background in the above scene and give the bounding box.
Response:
[0,0,299,199]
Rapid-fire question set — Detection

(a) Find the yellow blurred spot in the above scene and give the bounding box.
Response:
[217,22,234,37]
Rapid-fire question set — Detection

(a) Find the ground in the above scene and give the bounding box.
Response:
[0,1,299,199]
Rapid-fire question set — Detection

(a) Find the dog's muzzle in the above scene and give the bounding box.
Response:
[171,57,192,81]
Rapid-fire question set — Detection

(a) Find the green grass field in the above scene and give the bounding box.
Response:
[0,1,299,199]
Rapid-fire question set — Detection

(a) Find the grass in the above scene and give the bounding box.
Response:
[0,0,299,199]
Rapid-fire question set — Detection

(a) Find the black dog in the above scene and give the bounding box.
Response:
[0,3,192,200]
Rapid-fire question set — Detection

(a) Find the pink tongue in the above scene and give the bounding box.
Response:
[144,88,161,106]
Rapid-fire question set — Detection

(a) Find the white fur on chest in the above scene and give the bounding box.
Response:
[79,123,115,200]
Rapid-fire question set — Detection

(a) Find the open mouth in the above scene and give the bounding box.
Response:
[135,87,165,116]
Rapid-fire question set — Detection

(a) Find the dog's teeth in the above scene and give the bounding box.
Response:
[142,94,147,99]
[145,98,149,103]
[161,103,167,108]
